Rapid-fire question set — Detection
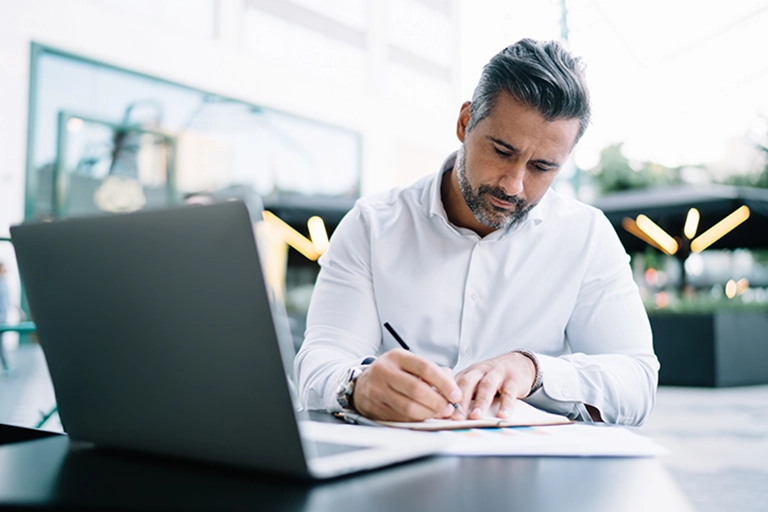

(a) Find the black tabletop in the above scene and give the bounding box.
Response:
[0,422,692,512]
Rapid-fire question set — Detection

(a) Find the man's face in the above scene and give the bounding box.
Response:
[455,92,581,231]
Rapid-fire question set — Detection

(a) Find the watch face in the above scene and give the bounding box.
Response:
[336,365,368,409]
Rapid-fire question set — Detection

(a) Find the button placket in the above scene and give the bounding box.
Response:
[458,242,483,362]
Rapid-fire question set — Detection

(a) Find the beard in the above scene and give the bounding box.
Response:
[455,148,534,231]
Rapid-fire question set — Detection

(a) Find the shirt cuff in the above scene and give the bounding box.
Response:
[523,353,584,420]
[323,366,349,413]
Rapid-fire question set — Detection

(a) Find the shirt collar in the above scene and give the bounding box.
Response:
[427,152,456,220]
[428,151,548,235]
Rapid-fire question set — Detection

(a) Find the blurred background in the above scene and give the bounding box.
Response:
[1,0,767,347]
[0,1,767,510]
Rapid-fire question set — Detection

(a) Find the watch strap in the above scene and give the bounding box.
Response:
[512,349,543,398]
[335,358,375,410]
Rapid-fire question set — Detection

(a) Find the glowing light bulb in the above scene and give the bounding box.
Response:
[636,215,678,255]
[683,208,700,239]
[262,211,320,261]
[307,216,329,255]
[736,278,749,296]
[691,206,750,253]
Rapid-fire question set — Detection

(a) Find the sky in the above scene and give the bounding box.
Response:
[458,0,768,172]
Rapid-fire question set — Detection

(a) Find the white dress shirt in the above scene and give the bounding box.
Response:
[294,155,659,426]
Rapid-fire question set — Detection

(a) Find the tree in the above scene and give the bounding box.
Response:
[589,143,684,196]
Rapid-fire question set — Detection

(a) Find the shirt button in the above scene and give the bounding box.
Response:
[470,292,479,301]
[464,347,473,356]
[561,389,570,397]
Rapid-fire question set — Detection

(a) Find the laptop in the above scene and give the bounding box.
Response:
[10,202,445,479]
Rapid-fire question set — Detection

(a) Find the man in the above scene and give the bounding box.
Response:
[294,39,658,426]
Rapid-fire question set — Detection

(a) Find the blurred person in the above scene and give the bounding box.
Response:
[295,39,658,425]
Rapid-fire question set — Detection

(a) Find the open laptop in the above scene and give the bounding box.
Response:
[10,202,445,479]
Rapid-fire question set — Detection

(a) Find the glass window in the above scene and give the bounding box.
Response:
[27,45,362,221]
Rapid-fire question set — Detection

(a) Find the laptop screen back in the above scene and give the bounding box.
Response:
[11,203,309,476]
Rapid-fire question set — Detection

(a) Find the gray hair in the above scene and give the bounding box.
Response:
[467,38,591,144]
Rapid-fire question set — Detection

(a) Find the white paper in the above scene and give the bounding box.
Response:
[376,400,572,430]
[299,420,445,447]
[436,423,667,457]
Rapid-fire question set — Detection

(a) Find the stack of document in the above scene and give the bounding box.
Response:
[336,401,666,457]
[435,423,666,457]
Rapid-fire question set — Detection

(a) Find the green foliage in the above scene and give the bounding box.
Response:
[752,250,768,266]
[644,286,768,315]
[589,143,684,195]
[646,296,768,315]
[722,168,768,188]
[591,121,768,194]
[643,247,664,271]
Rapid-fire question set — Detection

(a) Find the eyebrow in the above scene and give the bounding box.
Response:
[487,136,560,168]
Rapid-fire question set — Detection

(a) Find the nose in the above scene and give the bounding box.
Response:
[498,164,525,197]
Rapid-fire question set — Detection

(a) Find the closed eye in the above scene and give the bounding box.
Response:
[493,143,557,172]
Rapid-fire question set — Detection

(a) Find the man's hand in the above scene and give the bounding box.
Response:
[454,352,537,420]
[353,348,463,422]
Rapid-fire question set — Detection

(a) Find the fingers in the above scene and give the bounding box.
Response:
[455,369,483,417]
[454,353,535,419]
[467,370,504,419]
[354,350,535,422]
[437,366,464,418]
[397,351,462,405]
[387,369,450,416]
[353,349,456,421]
[381,385,453,422]
[496,385,520,419]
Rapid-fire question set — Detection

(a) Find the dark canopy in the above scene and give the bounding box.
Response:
[590,185,768,253]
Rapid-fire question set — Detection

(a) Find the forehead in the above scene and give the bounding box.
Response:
[478,92,581,158]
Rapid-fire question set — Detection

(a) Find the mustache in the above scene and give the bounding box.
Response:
[478,185,527,208]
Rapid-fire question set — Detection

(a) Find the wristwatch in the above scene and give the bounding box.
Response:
[512,349,543,397]
[335,357,376,410]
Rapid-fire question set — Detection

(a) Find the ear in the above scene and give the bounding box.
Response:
[456,101,472,143]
